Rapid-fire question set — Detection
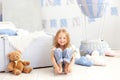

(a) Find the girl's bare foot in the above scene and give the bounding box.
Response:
[64,62,69,74]
[58,63,62,74]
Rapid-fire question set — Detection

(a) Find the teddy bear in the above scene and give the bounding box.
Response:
[7,50,32,75]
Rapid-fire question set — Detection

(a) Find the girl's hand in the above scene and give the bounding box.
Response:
[54,66,62,74]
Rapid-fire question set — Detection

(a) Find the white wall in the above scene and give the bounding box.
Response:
[0,0,2,15]
[101,0,120,50]
[3,0,42,32]
[2,0,120,49]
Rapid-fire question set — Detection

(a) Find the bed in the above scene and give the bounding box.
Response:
[0,22,53,72]
[0,36,5,72]
[4,32,53,68]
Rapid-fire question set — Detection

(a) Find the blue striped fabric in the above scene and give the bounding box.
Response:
[77,0,105,18]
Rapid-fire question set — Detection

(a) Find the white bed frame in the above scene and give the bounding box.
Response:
[0,22,53,72]
[0,37,5,72]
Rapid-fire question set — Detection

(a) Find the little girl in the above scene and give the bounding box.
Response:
[50,28,75,74]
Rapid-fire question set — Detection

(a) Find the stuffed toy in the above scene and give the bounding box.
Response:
[7,50,32,75]
[86,51,106,66]
[75,56,93,67]
[105,50,115,57]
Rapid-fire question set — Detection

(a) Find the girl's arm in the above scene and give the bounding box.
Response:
[69,52,75,66]
[50,48,59,68]
[67,50,76,72]
[50,48,63,74]
[69,45,76,66]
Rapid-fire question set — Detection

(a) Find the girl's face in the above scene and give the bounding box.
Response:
[57,32,67,46]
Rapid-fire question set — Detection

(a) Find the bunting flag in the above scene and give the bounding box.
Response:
[40,0,82,28]
[42,17,81,28]
[77,0,106,19]
[111,7,118,16]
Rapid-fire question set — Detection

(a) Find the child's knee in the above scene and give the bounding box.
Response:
[64,48,73,53]
[54,48,62,53]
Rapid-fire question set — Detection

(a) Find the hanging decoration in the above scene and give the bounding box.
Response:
[76,0,107,19]
[40,0,82,28]
[111,7,119,16]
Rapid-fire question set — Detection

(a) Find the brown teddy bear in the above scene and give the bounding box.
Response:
[7,50,32,75]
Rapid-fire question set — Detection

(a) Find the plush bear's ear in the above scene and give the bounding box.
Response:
[17,50,21,54]
[8,54,11,59]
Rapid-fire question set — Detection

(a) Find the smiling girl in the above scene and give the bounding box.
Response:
[50,28,75,74]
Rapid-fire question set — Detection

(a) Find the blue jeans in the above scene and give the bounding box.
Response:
[54,48,73,64]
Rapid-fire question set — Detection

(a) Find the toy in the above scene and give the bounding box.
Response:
[105,50,115,57]
[80,40,110,56]
[7,50,32,75]
[86,51,106,66]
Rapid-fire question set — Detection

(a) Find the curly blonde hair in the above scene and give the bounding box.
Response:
[53,28,71,48]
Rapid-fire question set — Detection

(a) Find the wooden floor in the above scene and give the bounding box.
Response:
[0,56,120,80]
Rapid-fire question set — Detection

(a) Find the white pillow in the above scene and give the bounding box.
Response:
[16,28,30,36]
[0,21,17,31]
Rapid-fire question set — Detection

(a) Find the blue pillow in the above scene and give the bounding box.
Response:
[0,29,17,36]
[75,56,93,67]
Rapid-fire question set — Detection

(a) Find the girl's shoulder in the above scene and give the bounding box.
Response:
[69,44,76,52]
[69,44,75,49]
[51,46,56,51]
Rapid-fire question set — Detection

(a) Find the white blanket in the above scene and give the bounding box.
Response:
[6,30,47,52]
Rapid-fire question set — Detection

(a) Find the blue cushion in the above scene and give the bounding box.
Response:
[75,56,93,67]
[0,29,17,36]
